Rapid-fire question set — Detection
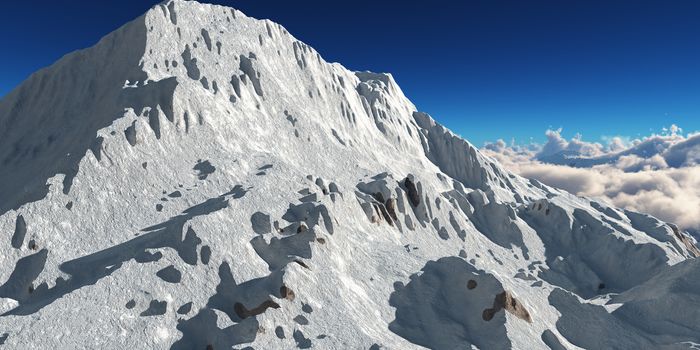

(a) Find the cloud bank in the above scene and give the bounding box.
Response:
[482,126,700,232]
[528,125,700,170]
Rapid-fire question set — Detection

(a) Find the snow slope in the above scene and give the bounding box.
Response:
[0,1,698,349]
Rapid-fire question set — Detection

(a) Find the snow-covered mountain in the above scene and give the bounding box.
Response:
[1,1,699,349]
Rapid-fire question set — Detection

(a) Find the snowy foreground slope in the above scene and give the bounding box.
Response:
[1,1,699,349]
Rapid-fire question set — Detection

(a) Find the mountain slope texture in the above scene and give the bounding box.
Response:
[1,1,699,349]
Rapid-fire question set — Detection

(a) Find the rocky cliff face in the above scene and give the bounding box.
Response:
[0,1,698,349]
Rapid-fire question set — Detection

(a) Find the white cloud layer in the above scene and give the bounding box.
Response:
[510,125,700,169]
[482,125,700,231]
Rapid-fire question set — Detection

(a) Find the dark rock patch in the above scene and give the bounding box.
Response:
[293,315,309,325]
[482,291,532,323]
[167,1,177,25]
[146,107,162,140]
[177,302,193,315]
[280,285,295,301]
[294,260,309,269]
[156,265,182,283]
[124,122,138,147]
[230,75,241,98]
[201,29,212,51]
[251,212,271,235]
[193,160,215,180]
[284,110,298,126]
[385,198,399,222]
[181,45,201,80]
[200,245,212,265]
[669,223,700,257]
[234,300,280,319]
[403,177,420,207]
[541,329,567,350]
[275,326,285,339]
[239,54,263,97]
[11,215,27,249]
[140,300,167,316]
[299,193,317,203]
[293,330,312,349]
[302,303,313,313]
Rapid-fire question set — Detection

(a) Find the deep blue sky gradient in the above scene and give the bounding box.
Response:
[2,0,699,145]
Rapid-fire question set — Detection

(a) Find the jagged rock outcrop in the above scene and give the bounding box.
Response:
[483,290,532,323]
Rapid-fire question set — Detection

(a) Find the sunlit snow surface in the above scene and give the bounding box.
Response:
[0,1,699,349]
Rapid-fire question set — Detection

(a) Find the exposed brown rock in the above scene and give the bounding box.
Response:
[368,193,395,225]
[467,279,477,290]
[404,177,421,207]
[385,198,399,222]
[482,308,496,321]
[369,203,382,224]
[280,285,295,301]
[669,224,700,257]
[316,237,326,244]
[376,203,393,226]
[482,290,532,323]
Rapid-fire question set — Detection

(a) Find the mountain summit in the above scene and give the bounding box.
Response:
[1,1,699,349]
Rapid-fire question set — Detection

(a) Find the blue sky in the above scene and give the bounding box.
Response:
[2,0,699,146]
